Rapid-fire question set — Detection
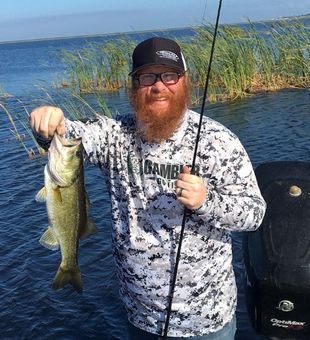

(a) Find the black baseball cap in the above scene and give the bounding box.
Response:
[129,37,187,76]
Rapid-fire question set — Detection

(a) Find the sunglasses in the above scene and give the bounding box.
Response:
[134,71,184,86]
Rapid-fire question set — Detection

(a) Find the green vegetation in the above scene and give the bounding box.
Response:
[59,20,310,103]
[0,102,40,158]
[60,38,135,93]
[2,18,309,159]
[0,91,113,159]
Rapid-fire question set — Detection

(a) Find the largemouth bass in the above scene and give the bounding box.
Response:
[36,133,96,293]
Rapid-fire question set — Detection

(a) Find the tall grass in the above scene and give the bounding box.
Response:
[209,24,257,100]
[62,92,113,120]
[59,20,310,103]
[268,20,310,87]
[2,90,113,159]
[61,38,135,93]
[0,102,39,158]
[187,20,310,102]
[5,19,310,157]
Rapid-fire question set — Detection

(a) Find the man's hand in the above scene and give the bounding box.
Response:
[29,106,65,138]
[176,165,207,210]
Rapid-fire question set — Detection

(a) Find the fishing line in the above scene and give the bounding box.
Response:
[161,0,223,338]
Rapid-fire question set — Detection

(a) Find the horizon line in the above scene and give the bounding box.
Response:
[0,13,309,45]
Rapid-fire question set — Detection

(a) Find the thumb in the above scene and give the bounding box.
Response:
[56,119,65,136]
[182,165,191,174]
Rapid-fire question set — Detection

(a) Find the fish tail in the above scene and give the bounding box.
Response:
[52,265,83,294]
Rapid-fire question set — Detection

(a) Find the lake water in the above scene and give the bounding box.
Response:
[0,27,309,340]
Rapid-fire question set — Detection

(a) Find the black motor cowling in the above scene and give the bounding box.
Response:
[244,161,310,339]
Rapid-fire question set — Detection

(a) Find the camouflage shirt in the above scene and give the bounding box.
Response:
[65,109,266,337]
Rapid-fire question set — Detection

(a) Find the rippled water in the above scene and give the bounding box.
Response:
[0,31,310,340]
[1,88,309,339]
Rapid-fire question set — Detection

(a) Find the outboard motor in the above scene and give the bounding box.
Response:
[244,161,310,339]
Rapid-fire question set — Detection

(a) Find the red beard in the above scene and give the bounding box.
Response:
[131,81,190,143]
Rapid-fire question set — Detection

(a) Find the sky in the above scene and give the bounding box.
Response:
[0,0,309,42]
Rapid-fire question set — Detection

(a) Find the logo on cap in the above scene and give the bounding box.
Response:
[156,50,179,62]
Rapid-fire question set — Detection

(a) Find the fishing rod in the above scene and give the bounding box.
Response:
[161,0,223,338]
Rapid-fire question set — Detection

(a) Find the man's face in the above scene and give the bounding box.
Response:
[131,65,190,143]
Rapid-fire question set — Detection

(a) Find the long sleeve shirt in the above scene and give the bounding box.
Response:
[63,109,266,337]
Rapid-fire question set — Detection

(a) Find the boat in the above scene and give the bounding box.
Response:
[244,161,310,339]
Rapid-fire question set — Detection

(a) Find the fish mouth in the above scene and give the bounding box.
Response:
[54,133,82,147]
[47,134,83,187]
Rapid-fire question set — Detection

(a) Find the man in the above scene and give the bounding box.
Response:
[30,37,266,339]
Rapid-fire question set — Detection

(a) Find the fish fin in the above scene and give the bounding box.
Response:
[80,220,97,240]
[52,266,83,294]
[52,187,62,203]
[39,227,59,250]
[35,187,47,202]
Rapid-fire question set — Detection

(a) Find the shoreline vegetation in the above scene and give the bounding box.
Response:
[1,17,310,158]
[59,19,310,104]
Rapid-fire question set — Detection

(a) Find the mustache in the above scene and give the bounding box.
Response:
[146,94,171,102]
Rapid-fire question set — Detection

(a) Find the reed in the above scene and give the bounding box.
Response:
[16,99,46,157]
[60,38,134,94]
[187,19,310,101]
[0,102,37,158]
[62,91,113,120]
[213,25,257,99]
[59,19,309,103]
[98,39,135,90]
[4,86,113,158]
[268,20,310,88]
[6,18,309,157]
[61,48,97,93]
